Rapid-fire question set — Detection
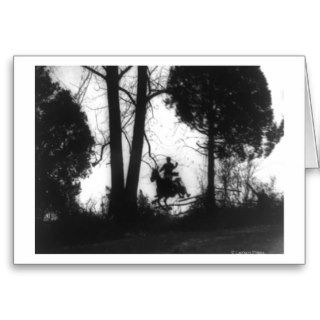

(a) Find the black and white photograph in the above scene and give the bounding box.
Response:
[14,56,305,264]
[34,62,286,254]
[4,2,320,319]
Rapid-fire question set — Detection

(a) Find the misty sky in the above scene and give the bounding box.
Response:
[52,65,285,211]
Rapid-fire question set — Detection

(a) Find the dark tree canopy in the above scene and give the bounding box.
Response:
[166,66,284,160]
[35,67,95,218]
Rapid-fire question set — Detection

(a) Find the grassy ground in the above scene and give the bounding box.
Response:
[36,206,284,254]
[40,225,283,254]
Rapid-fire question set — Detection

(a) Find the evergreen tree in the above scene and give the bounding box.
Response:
[35,67,94,218]
[166,66,284,211]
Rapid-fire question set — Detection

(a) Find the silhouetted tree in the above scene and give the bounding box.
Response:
[83,66,127,220]
[216,157,238,206]
[125,66,148,217]
[35,67,94,219]
[123,67,167,218]
[83,66,166,221]
[105,66,126,219]
[166,66,284,212]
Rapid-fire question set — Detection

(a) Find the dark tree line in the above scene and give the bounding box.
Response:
[36,65,284,223]
[35,67,94,219]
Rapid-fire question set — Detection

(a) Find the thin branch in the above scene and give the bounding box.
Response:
[119,95,135,105]
[119,87,137,106]
[147,89,168,101]
[196,142,208,149]
[144,131,158,168]
[119,66,132,80]
[147,68,152,94]
[75,70,92,104]
[183,145,207,156]
[122,129,132,152]
[148,66,158,75]
[92,142,110,167]
[122,110,135,129]
[141,159,153,170]
[83,66,106,80]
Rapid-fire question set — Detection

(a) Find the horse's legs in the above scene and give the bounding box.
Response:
[156,197,167,211]
[177,185,185,198]
[180,186,190,198]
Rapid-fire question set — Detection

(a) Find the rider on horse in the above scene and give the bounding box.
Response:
[150,157,190,205]
[159,157,189,197]
[160,157,178,182]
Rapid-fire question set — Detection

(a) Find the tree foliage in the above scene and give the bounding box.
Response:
[166,66,284,160]
[35,67,95,218]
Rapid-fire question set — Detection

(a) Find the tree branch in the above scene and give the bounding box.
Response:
[119,87,137,106]
[141,159,153,170]
[75,70,92,104]
[147,89,168,101]
[83,66,106,80]
[196,142,208,149]
[122,129,132,152]
[119,66,132,80]
[183,145,207,156]
[92,142,110,167]
[144,131,158,168]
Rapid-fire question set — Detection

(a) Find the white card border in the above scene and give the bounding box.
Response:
[14,55,306,264]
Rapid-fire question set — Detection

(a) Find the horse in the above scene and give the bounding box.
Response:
[150,168,190,208]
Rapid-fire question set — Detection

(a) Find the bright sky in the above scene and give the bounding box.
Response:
[53,65,285,211]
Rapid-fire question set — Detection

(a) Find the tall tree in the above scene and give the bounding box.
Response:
[105,66,126,218]
[83,66,166,220]
[124,66,148,216]
[35,67,94,219]
[83,66,132,220]
[166,66,284,212]
[123,67,167,217]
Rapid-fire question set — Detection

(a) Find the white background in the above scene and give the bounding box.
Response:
[1,0,320,319]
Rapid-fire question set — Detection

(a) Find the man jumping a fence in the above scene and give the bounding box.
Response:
[160,157,178,181]
[160,157,190,198]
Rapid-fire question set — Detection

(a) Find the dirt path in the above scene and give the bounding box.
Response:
[58,224,283,254]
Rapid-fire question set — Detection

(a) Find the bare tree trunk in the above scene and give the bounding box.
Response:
[207,119,215,213]
[125,66,148,217]
[105,66,125,219]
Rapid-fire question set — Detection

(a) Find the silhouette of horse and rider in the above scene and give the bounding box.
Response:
[150,157,190,207]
